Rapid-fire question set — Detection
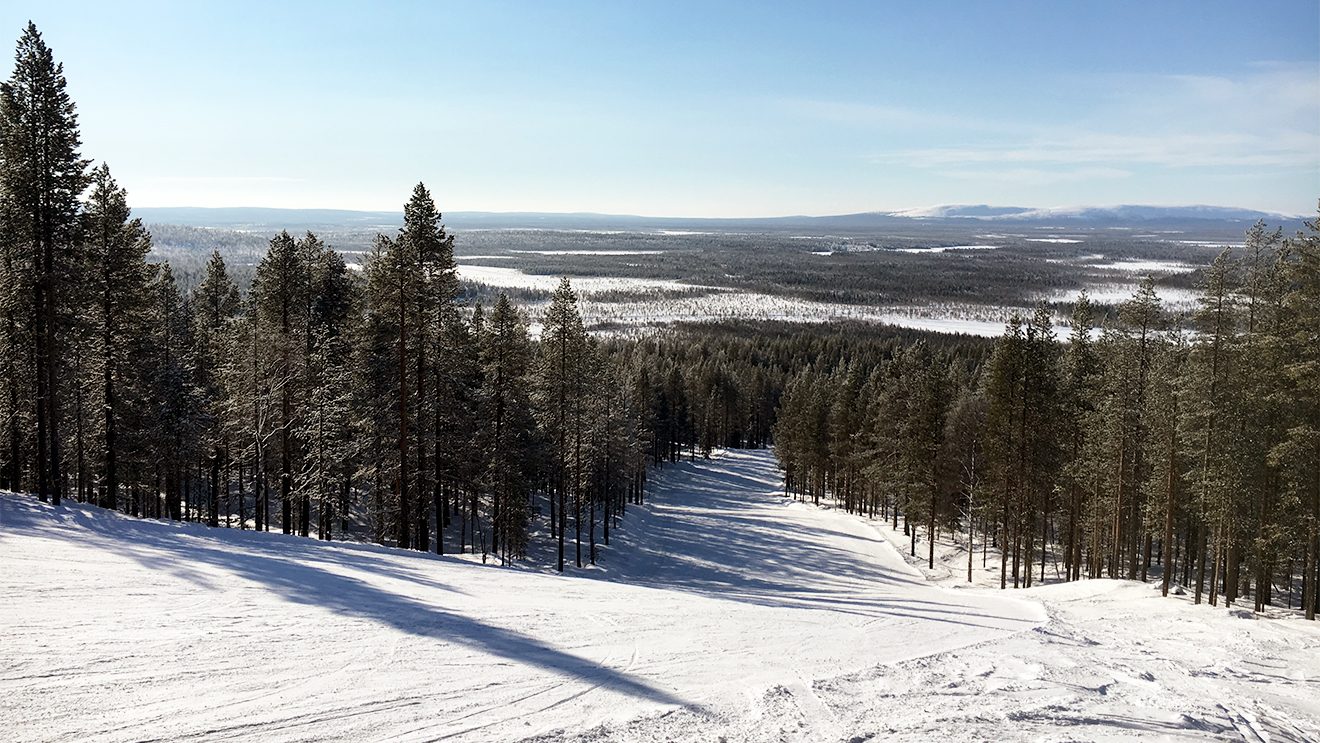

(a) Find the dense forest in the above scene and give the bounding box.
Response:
[3,19,1317,626]
[0,23,691,569]
[773,223,1320,618]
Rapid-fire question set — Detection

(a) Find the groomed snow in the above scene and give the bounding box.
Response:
[4,450,1317,742]
[1,451,1041,742]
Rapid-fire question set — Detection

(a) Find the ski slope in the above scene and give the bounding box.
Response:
[3,450,1318,741]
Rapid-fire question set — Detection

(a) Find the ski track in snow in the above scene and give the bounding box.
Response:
[3,450,1319,742]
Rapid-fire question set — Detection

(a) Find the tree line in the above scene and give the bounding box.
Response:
[0,23,698,570]
[773,218,1320,618]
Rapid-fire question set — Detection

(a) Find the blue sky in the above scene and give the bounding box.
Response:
[4,1,1318,216]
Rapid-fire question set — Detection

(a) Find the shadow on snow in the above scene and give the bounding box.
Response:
[0,495,685,709]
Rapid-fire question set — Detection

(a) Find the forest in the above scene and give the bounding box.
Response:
[773,225,1320,619]
[0,24,677,569]
[2,19,1317,626]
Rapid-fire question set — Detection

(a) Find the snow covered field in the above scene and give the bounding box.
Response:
[457,262,1050,338]
[4,451,1318,742]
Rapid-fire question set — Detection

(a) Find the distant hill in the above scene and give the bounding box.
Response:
[885,203,1295,224]
[134,207,402,231]
[134,204,1303,234]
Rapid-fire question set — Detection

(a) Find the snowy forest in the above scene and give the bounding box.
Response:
[774,228,1320,617]
[2,18,1318,617]
[0,24,670,569]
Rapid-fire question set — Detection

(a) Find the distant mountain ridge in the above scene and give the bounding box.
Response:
[134,204,1302,233]
[888,204,1295,222]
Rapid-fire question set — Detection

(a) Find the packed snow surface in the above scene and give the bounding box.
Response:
[4,450,1318,742]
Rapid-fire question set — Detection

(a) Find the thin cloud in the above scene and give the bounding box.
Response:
[936,166,1132,185]
[876,130,1319,169]
[145,175,307,184]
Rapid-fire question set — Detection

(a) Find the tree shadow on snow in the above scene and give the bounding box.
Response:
[587,450,1038,632]
[2,496,686,709]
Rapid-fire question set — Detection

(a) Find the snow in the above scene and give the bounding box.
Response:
[1044,285,1202,309]
[455,264,697,295]
[453,264,1042,338]
[579,293,1046,338]
[1095,260,1198,274]
[4,450,1317,742]
[895,244,1000,253]
[508,250,664,256]
[1025,237,1084,243]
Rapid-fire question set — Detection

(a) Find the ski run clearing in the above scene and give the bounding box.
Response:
[3,450,1319,742]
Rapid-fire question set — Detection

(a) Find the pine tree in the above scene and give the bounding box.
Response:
[1183,249,1238,605]
[0,23,90,504]
[250,231,308,535]
[1060,292,1099,581]
[192,250,240,526]
[1275,209,1320,619]
[538,277,587,572]
[300,241,356,540]
[942,386,988,582]
[145,263,197,521]
[83,163,152,511]
[479,293,535,563]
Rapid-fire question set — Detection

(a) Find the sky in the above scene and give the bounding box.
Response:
[3,1,1318,216]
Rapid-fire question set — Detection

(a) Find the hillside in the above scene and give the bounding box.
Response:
[3,451,1318,742]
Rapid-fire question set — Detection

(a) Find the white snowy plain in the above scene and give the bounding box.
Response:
[3,450,1318,742]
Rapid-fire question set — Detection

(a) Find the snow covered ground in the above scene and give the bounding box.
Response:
[3,450,1318,742]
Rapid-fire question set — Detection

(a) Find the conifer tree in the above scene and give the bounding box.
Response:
[538,277,586,572]
[192,250,240,526]
[145,263,197,521]
[480,293,535,563]
[1276,209,1320,619]
[83,163,152,511]
[1183,249,1238,604]
[0,23,90,504]
[250,231,308,534]
[1060,292,1099,581]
